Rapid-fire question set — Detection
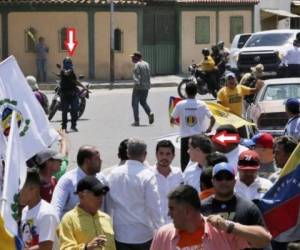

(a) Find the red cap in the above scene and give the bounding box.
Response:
[251,133,274,149]
[238,150,260,170]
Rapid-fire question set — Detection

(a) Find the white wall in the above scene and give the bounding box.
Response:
[254,0,293,31]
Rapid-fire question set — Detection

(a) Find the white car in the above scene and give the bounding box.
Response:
[237,29,300,76]
[246,78,300,136]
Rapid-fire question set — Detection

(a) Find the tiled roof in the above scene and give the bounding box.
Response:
[0,0,146,5]
[178,0,259,3]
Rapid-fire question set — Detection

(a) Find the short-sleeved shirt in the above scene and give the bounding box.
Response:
[217,85,252,116]
[201,194,263,226]
[21,200,59,247]
[171,99,212,138]
[284,115,300,142]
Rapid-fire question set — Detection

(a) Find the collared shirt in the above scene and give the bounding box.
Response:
[152,165,183,224]
[235,177,273,200]
[35,43,49,60]
[150,220,249,250]
[106,160,164,244]
[284,115,300,142]
[282,45,300,66]
[58,206,116,250]
[183,163,203,193]
[51,167,107,219]
[133,60,151,90]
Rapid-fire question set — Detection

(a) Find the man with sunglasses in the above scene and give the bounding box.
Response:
[201,162,264,228]
[58,176,116,250]
[235,150,272,201]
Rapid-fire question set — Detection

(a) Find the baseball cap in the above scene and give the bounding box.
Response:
[130,51,142,59]
[225,72,236,80]
[213,162,235,177]
[240,138,256,148]
[75,176,109,196]
[35,149,63,165]
[238,150,260,170]
[285,98,300,113]
[251,133,273,149]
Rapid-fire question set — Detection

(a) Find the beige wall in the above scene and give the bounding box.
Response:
[181,11,217,73]
[218,10,252,46]
[8,12,88,80]
[95,12,137,80]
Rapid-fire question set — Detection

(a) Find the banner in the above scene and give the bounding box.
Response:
[0,56,59,160]
[257,143,300,242]
[1,111,27,237]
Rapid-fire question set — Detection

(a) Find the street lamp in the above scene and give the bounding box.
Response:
[109,0,115,85]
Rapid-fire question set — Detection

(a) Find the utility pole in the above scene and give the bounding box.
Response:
[110,0,115,86]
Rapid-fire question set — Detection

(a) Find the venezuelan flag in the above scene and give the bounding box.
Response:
[257,143,300,242]
[168,96,182,125]
[0,215,22,250]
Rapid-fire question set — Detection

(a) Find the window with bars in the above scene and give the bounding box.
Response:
[230,16,244,43]
[114,28,122,52]
[195,16,210,44]
[25,27,37,53]
[59,27,68,51]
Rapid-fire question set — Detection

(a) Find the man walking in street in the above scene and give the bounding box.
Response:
[35,37,49,82]
[107,138,163,250]
[51,145,107,219]
[170,82,215,171]
[130,52,154,126]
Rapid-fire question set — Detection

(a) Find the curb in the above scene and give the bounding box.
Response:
[39,81,179,91]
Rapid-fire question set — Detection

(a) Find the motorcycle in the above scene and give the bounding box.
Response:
[177,64,223,99]
[48,67,91,121]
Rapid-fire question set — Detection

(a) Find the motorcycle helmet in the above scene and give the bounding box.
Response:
[202,48,210,57]
[63,57,73,70]
[26,75,39,90]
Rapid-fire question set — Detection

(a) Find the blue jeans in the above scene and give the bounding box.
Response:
[61,94,79,129]
[36,59,47,82]
[131,88,151,123]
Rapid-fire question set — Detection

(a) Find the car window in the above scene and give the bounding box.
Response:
[245,33,292,47]
[261,84,300,101]
[237,34,251,49]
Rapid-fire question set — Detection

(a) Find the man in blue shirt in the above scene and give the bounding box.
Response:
[35,37,49,82]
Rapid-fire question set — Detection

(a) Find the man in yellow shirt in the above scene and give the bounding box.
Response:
[58,176,116,250]
[217,72,263,116]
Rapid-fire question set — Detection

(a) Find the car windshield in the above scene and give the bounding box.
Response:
[261,84,300,101]
[245,33,292,47]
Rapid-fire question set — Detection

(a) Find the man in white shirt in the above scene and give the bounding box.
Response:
[235,150,273,201]
[107,138,164,250]
[284,98,300,142]
[183,134,213,192]
[282,38,300,77]
[51,145,106,219]
[170,82,215,171]
[152,140,183,224]
[20,170,59,250]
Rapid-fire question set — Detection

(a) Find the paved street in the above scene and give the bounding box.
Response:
[47,87,214,170]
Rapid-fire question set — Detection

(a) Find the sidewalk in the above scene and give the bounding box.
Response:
[39,75,183,91]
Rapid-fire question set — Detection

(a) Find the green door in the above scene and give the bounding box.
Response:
[142,11,177,75]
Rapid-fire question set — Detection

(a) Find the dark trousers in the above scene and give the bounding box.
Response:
[132,88,151,123]
[36,59,47,82]
[181,136,190,172]
[288,64,300,77]
[115,240,152,250]
[61,94,79,129]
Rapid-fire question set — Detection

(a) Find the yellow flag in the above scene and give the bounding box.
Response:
[205,101,255,128]
[0,215,16,250]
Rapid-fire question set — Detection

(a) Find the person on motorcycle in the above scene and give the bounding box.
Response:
[196,48,219,97]
[240,64,264,106]
[59,57,87,132]
[26,75,49,114]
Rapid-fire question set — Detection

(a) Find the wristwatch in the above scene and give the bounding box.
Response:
[225,220,235,233]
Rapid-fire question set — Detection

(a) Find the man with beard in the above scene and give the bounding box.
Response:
[152,140,183,223]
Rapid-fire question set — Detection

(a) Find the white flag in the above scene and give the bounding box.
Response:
[0,56,59,160]
[1,111,27,235]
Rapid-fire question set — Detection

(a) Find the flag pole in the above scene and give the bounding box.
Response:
[0,111,17,217]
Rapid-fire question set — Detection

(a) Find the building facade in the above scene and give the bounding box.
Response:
[0,0,258,80]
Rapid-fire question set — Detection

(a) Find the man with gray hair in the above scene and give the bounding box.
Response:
[107,138,163,250]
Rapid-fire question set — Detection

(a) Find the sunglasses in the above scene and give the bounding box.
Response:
[214,174,235,181]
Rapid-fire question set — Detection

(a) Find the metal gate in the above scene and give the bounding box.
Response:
[141,11,177,75]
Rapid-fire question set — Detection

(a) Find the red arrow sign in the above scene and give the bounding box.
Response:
[64,28,78,56]
[212,131,240,146]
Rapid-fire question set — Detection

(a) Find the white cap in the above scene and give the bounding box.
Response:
[26,75,39,90]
